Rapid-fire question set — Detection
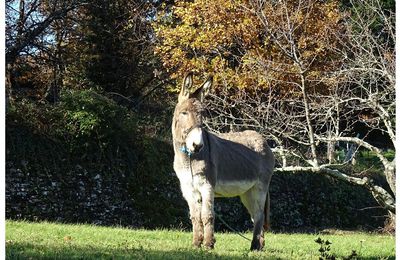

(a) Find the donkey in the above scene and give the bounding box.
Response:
[172,72,275,251]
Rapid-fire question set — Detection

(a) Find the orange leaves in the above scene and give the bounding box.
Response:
[153,0,344,94]
[154,0,258,90]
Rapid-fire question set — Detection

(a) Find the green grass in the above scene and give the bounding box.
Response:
[6,220,395,259]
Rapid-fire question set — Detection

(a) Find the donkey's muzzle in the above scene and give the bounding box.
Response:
[185,127,204,154]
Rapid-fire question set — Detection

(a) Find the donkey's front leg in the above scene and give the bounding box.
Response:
[179,173,204,247]
[188,191,204,248]
[200,184,215,249]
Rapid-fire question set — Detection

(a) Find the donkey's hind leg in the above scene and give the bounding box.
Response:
[264,191,271,231]
[240,186,268,251]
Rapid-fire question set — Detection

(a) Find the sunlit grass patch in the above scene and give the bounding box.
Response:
[6,220,395,259]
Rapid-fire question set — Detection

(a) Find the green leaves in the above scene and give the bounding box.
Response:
[60,89,131,138]
[315,237,335,260]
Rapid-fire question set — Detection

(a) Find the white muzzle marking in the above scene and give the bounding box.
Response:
[186,127,204,153]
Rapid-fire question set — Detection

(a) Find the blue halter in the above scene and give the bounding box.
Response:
[180,146,192,156]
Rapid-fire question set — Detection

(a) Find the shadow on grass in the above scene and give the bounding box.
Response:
[7,241,395,260]
[7,241,244,260]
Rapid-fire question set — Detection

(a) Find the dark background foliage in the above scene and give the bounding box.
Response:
[6,91,386,231]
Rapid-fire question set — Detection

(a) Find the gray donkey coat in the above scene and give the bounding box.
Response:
[172,73,274,251]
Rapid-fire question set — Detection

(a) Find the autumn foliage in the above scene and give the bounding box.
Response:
[154,0,344,93]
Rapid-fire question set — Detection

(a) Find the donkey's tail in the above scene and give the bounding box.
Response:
[263,191,270,231]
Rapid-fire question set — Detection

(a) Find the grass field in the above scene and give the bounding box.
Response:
[6,220,395,259]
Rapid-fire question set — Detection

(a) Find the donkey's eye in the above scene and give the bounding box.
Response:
[180,111,188,116]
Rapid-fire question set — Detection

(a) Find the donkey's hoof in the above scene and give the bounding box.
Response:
[192,233,203,248]
[250,241,263,251]
[192,240,202,248]
[204,244,214,250]
[203,239,215,250]
[250,245,262,251]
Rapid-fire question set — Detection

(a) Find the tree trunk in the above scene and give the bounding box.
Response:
[384,163,396,196]
[300,73,318,167]
[327,141,335,164]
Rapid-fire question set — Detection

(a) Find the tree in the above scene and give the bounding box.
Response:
[328,0,395,205]
[6,0,82,102]
[6,0,81,65]
[63,0,158,98]
[6,0,162,103]
[153,0,342,93]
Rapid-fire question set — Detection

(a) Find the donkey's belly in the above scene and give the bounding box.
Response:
[214,179,256,197]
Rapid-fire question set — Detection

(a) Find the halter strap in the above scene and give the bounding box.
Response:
[180,146,192,156]
[182,124,202,138]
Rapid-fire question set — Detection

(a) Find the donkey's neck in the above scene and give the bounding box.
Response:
[173,140,191,163]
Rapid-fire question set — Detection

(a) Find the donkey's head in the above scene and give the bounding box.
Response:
[172,72,213,155]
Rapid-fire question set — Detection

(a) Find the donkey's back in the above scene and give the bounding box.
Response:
[219,130,272,157]
[217,130,274,174]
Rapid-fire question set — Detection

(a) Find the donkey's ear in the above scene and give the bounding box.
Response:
[191,75,213,101]
[178,72,193,103]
